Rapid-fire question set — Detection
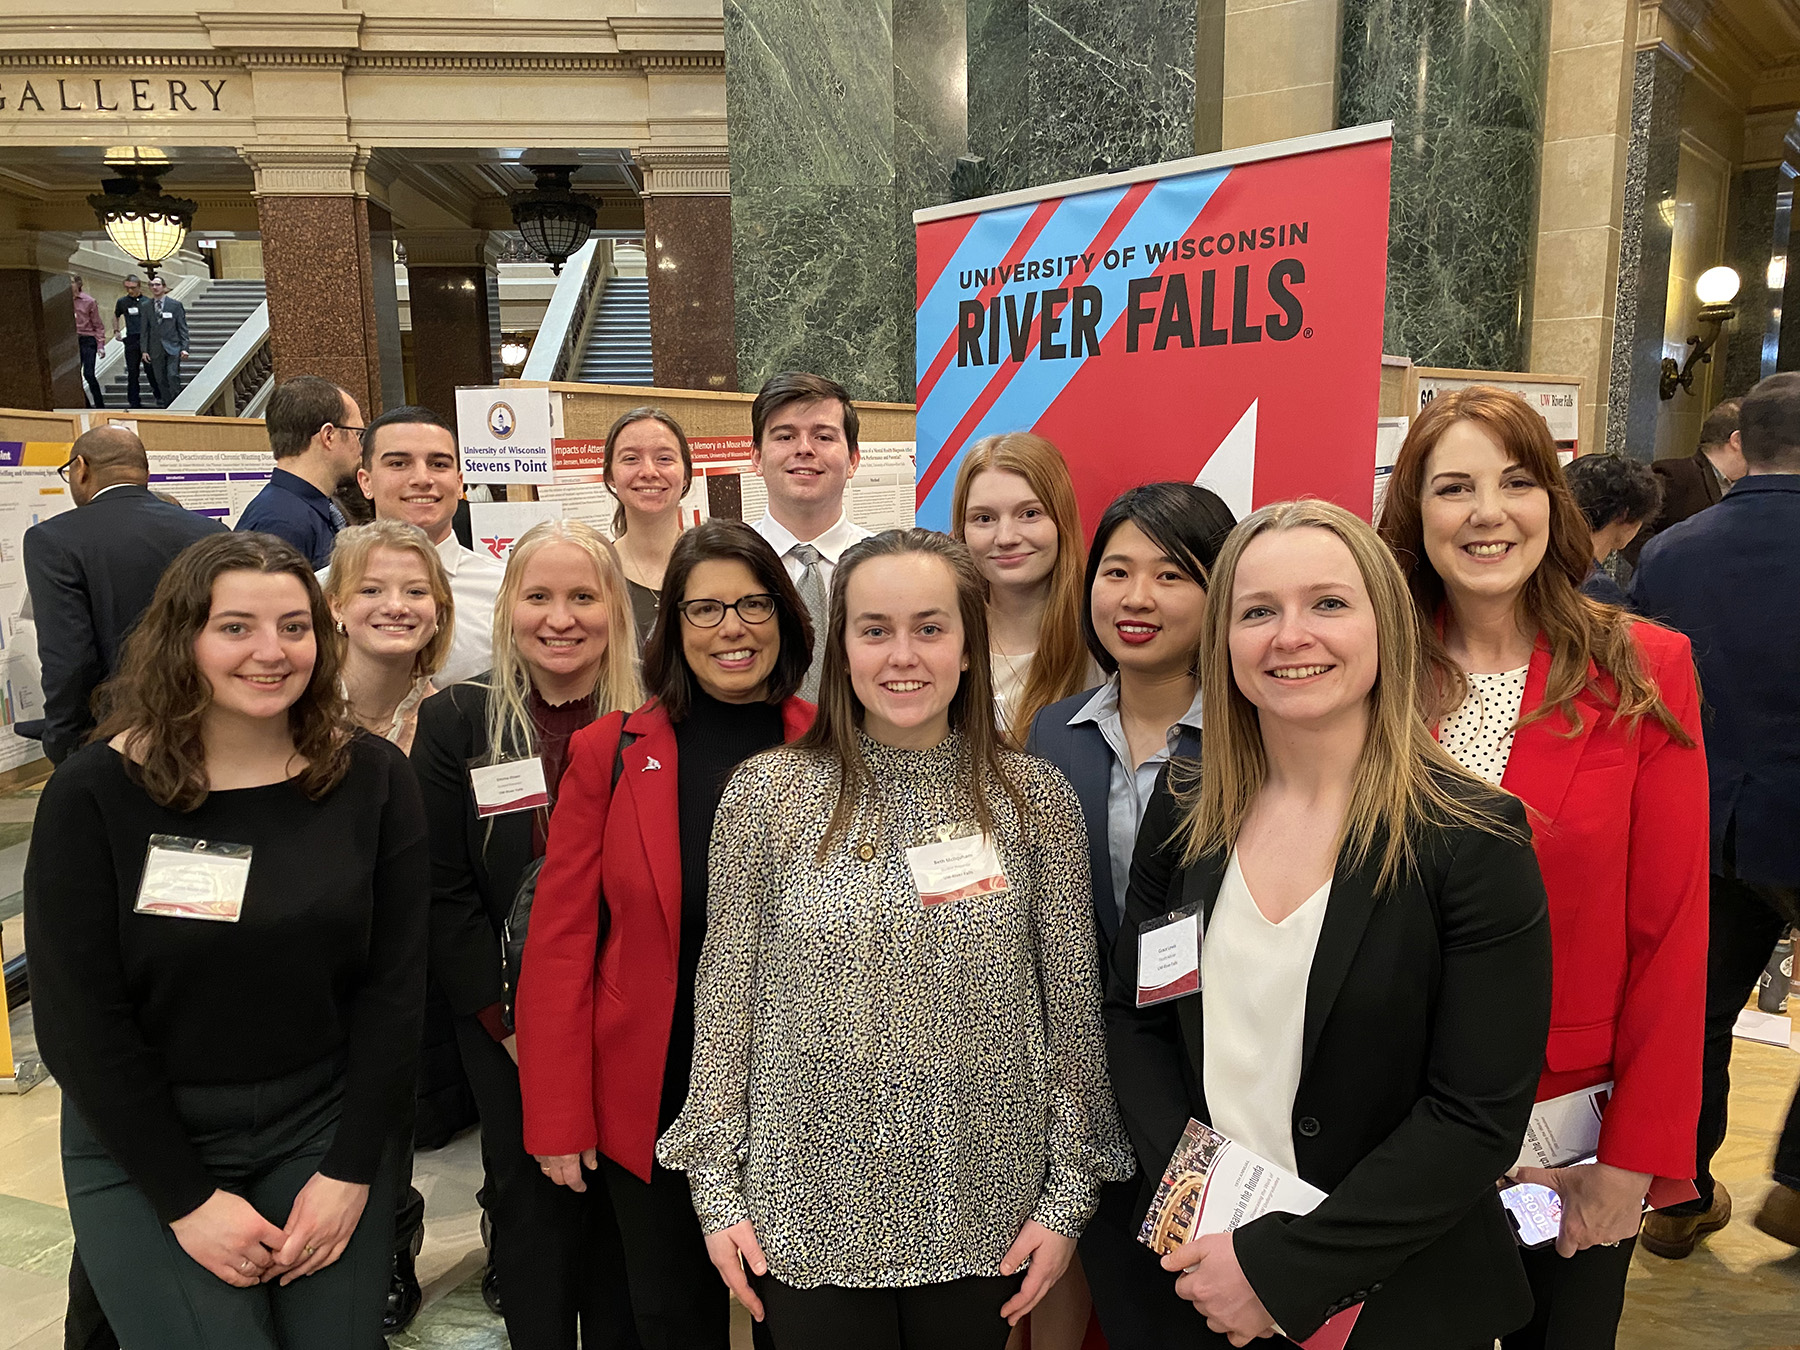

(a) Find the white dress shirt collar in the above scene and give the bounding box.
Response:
[754,511,870,565]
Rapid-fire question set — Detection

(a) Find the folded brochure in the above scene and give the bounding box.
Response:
[1140,1118,1361,1350]
[1515,1081,1696,1210]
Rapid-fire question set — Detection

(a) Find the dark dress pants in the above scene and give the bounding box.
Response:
[63,1251,118,1350]
[600,1155,732,1350]
[1502,1239,1636,1350]
[122,336,145,407]
[452,1015,639,1350]
[1666,870,1800,1215]
[60,1055,399,1350]
[752,1272,1022,1350]
[149,349,181,407]
[78,336,103,406]
[1080,1176,1202,1349]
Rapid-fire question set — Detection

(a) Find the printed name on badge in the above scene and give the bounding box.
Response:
[470,758,550,816]
[135,836,253,922]
[905,832,1011,906]
[1137,907,1200,1006]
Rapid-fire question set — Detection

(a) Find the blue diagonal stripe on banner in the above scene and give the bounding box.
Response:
[915,168,1229,529]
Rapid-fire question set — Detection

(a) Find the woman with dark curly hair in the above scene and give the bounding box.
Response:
[25,531,429,1350]
[1562,453,1664,608]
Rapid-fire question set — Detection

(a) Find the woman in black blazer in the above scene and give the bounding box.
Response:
[1105,500,1552,1348]
[412,520,642,1350]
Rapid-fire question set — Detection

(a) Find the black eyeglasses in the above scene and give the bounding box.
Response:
[330,424,368,440]
[677,594,778,628]
[56,457,78,483]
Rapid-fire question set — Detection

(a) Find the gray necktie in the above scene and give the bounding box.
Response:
[791,543,827,701]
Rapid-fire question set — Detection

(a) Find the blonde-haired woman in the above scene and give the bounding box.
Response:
[412,519,642,1350]
[323,519,452,753]
[952,432,1090,744]
[1106,500,1553,1349]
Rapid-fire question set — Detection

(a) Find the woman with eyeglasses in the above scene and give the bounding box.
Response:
[518,520,816,1350]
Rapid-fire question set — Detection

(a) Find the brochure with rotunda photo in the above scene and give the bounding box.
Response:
[1139,1117,1361,1350]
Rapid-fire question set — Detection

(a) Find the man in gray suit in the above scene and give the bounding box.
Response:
[144,276,189,406]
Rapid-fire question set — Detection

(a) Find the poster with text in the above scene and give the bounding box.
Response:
[0,442,74,772]
[912,125,1393,530]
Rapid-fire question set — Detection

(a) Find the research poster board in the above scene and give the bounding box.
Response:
[1406,368,1585,453]
[911,124,1394,529]
[0,440,74,773]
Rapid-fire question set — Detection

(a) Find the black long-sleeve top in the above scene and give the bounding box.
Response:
[660,685,783,1130]
[25,735,430,1225]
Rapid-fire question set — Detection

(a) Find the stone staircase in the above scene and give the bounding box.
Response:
[100,279,268,408]
[575,271,653,386]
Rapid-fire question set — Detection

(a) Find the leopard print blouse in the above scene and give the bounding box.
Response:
[656,732,1133,1289]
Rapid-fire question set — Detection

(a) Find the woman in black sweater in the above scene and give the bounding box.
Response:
[26,531,428,1350]
[411,518,643,1350]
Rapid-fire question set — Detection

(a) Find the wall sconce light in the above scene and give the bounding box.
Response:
[1660,266,1741,399]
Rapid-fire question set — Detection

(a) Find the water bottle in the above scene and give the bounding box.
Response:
[1757,932,1794,1015]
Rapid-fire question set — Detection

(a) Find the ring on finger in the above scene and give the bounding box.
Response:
[240,1257,253,1272]
[303,1245,316,1258]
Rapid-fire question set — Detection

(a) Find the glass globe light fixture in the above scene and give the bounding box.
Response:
[87,149,197,280]
[1695,266,1741,308]
[500,337,531,368]
[509,166,596,275]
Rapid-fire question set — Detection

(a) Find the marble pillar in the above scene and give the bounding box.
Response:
[967,0,1202,191]
[1339,0,1550,372]
[367,200,407,414]
[401,230,501,423]
[725,0,966,401]
[1603,48,1684,458]
[246,147,386,419]
[640,150,738,391]
[1781,173,1800,374]
[1721,167,1782,397]
[0,231,83,411]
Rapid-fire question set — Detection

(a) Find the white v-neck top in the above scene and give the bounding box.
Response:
[1202,850,1331,1173]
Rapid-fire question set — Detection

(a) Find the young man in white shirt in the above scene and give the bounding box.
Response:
[356,405,505,687]
[748,371,873,698]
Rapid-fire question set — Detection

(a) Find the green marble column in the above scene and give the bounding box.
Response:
[725,0,966,401]
[967,0,1202,193]
[1339,0,1549,371]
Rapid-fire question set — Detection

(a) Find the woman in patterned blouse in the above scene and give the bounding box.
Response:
[657,528,1132,1350]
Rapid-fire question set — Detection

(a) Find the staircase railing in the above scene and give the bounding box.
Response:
[170,300,272,417]
[90,273,212,392]
[521,239,607,383]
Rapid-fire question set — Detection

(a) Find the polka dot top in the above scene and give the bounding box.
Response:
[1437,666,1530,786]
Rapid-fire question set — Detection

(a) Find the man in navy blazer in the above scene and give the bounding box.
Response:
[23,426,224,765]
[1632,370,1800,1255]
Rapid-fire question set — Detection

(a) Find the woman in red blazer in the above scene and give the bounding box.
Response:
[1380,388,1708,1350]
[516,520,816,1350]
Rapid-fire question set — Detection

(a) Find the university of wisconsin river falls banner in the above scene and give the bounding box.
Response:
[912,124,1393,530]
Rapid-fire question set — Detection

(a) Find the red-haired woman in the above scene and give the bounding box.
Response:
[1379,388,1709,1349]
[952,432,1092,747]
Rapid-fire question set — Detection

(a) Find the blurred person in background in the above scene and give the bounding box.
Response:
[1562,453,1663,608]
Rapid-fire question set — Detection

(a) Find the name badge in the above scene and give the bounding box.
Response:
[905,832,1010,907]
[1137,905,1200,1006]
[470,758,549,816]
[135,835,253,922]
